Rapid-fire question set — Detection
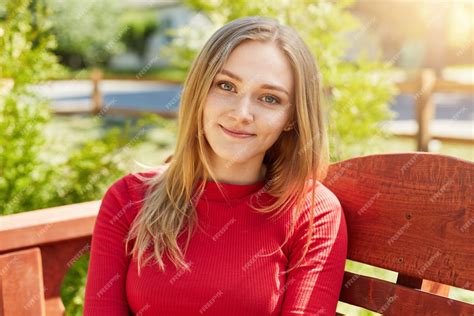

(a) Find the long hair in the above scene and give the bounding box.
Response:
[125,16,329,276]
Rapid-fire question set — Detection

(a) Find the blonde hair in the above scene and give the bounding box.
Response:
[125,16,329,276]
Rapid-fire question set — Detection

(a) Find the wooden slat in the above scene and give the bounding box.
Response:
[339,271,474,315]
[41,237,91,315]
[396,274,450,297]
[0,248,45,316]
[323,153,474,290]
[91,68,103,114]
[391,132,474,145]
[107,108,177,119]
[53,107,177,119]
[0,201,100,253]
[396,80,418,93]
[434,79,474,93]
[396,79,474,94]
[415,69,436,151]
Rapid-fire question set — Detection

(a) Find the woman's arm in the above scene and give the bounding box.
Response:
[84,175,135,315]
[280,184,348,316]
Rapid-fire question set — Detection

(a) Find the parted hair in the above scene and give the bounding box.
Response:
[125,16,329,276]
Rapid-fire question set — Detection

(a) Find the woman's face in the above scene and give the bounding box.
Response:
[203,40,294,166]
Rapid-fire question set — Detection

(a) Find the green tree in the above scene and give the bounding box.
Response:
[0,1,157,314]
[47,0,125,68]
[0,0,64,213]
[161,0,397,161]
[120,10,160,58]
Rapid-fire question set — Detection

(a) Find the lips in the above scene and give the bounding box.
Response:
[219,124,256,137]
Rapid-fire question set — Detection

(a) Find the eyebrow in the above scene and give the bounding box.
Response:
[218,69,290,97]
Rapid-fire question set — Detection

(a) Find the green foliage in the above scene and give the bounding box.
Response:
[120,11,159,58]
[0,1,162,314]
[56,114,173,315]
[0,0,63,213]
[0,0,133,213]
[0,90,54,214]
[61,253,90,316]
[327,57,397,160]
[160,16,218,71]
[163,0,397,161]
[0,0,151,209]
[47,0,124,67]
[52,115,165,204]
[51,126,133,204]
[0,0,65,85]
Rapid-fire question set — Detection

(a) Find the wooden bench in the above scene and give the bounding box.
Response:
[0,201,99,315]
[325,153,474,315]
[0,153,472,315]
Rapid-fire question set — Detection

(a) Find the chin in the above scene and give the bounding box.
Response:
[220,154,249,164]
[214,149,252,164]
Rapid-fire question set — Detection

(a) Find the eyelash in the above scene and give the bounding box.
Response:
[215,80,281,105]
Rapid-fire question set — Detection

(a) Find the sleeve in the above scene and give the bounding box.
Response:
[280,184,348,316]
[84,174,135,315]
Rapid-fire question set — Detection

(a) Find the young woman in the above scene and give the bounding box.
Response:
[84,16,348,316]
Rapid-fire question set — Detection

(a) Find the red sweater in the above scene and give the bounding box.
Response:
[84,167,348,315]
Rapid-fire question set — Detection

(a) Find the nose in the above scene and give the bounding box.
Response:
[229,95,254,123]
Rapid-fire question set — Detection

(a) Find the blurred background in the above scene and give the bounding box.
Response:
[1,0,472,315]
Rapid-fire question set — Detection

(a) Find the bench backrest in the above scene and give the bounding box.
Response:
[323,152,474,315]
[1,153,472,315]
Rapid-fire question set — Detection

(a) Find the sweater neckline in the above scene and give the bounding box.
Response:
[195,178,266,202]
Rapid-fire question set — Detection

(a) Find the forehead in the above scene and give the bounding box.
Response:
[218,40,294,96]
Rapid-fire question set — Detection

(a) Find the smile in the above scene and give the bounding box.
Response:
[219,125,256,139]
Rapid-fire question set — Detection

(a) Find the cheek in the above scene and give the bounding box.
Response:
[203,92,228,122]
[250,110,289,151]
[203,94,221,128]
[203,95,227,142]
[259,108,290,132]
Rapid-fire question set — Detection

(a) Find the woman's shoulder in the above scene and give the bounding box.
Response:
[312,180,341,205]
[100,164,170,223]
[105,164,167,193]
[283,179,346,255]
[123,163,170,193]
[299,179,343,218]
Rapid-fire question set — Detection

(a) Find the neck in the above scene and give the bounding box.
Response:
[207,158,267,185]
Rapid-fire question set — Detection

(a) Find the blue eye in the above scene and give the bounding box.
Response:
[215,81,281,105]
[262,95,280,104]
[216,81,234,92]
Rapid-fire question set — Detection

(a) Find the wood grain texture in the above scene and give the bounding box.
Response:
[0,201,99,253]
[0,248,45,316]
[42,237,91,315]
[324,153,473,290]
[339,271,473,315]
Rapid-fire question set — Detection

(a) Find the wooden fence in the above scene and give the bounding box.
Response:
[53,68,474,150]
